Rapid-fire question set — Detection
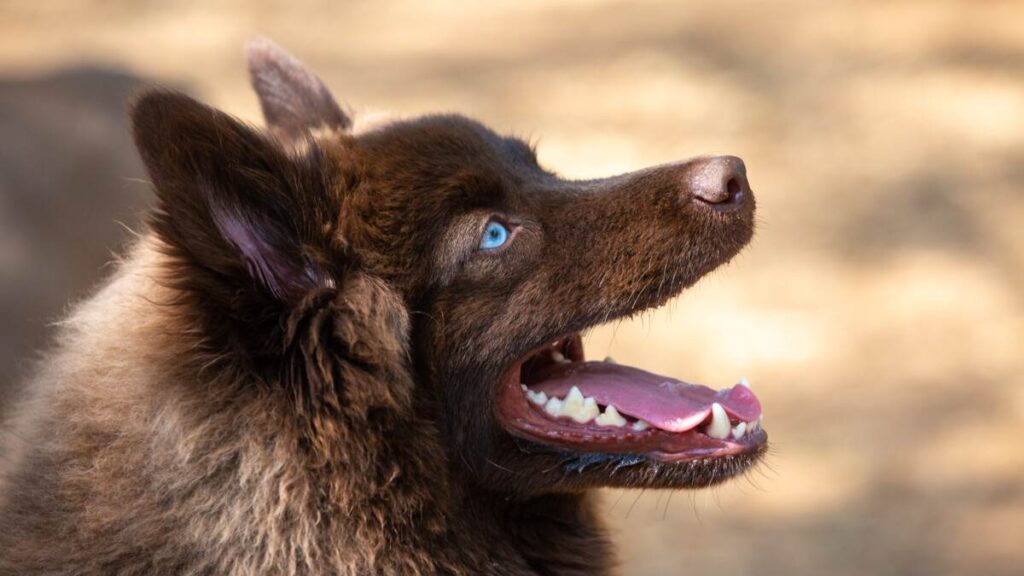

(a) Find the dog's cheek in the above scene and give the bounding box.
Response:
[283,274,416,422]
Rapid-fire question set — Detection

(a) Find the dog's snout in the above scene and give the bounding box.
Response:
[686,156,750,209]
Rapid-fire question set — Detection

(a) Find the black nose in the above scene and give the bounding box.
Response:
[687,156,749,208]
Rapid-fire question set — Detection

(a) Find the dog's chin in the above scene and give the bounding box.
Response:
[493,333,767,489]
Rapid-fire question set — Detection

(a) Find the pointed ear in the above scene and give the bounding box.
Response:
[131,90,338,309]
[246,37,350,143]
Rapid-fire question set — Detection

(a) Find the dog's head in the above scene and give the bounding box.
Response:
[131,39,765,497]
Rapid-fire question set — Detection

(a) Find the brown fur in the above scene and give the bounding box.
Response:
[0,39,757,575]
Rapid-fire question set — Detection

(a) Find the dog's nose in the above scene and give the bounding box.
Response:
[686,156,749,209]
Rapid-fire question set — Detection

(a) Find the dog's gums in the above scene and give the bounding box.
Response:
[496,334,766,462]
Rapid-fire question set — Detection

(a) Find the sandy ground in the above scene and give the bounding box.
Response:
[1,1,1022,574]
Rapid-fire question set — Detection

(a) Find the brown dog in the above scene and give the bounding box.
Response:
[0,39,765,575]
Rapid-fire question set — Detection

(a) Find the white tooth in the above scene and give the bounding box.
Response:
[566,386,584,403]
[551,351,570,364]
[595,404,627,427]
[544,397,563,417]
[561,386,586,421]
[579,397,601,422]
[631,420,650,432]
[706,402,731,440]
[738,377,751,389]
[731,421,747,439]
[521,384,528,391]
[526,389,548,406]
[603,356,617,364]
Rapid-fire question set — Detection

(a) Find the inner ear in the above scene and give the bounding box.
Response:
[246,37,350,143]
[131,89,339,307]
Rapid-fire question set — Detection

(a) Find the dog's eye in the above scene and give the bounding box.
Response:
[479,220,510,250]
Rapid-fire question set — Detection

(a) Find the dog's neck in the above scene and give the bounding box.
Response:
[457,486,616,576]
[289,393,616,575]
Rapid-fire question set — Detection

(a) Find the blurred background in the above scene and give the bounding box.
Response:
[1,1,1021,574]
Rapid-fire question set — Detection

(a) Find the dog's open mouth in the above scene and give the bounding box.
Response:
[496,333,766,462]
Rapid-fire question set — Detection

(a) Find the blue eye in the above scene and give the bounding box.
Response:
[479,220,510,250]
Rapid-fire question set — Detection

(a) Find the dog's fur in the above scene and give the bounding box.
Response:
[0,40,757,575]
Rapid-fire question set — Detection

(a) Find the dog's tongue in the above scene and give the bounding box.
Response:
[529,361,761,431]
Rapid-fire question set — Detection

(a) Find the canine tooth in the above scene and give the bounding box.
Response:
[738,377,750,389]
[521,384,527,391]
[706,403,731,440]
[731,422,747,439]
[526,389,548,406]
[604,356,616,364]
[631,420,650,432]
[595,405,627,427]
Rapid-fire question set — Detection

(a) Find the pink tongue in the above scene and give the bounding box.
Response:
[529,361,761,432]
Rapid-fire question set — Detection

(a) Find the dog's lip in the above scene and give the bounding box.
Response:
[494,334,767,461]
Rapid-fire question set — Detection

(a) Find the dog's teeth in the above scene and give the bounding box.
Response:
[631,420,650,432]
[526,389,548,406]
[706,402,731,440]
[551,351,570,364]
[595,405,627,427]
[566,386,584,403]
[560,386,586,421]
[544,397,563,417]
[558,388,599,424]
[603,356,616,364]
[738,377,750,389]
[748,416,761,432]
[579,397,601,423]
[731,421,747,439]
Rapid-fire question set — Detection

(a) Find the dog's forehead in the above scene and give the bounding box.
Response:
[354,113,533,167]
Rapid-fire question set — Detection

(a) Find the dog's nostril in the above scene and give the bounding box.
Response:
[725,177,742,201]
[688,155,749,207]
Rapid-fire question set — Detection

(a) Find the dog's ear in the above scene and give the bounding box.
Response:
[131,90,339,315]
[132,90,416,417]
[246,37,350,143]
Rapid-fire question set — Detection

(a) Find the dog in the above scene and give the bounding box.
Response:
[0,39,765,575]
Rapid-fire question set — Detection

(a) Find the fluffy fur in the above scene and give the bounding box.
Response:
[0,39,758,575]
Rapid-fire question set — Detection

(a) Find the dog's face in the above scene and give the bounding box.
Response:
[345,117,765,492]
[132,40,765,498]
